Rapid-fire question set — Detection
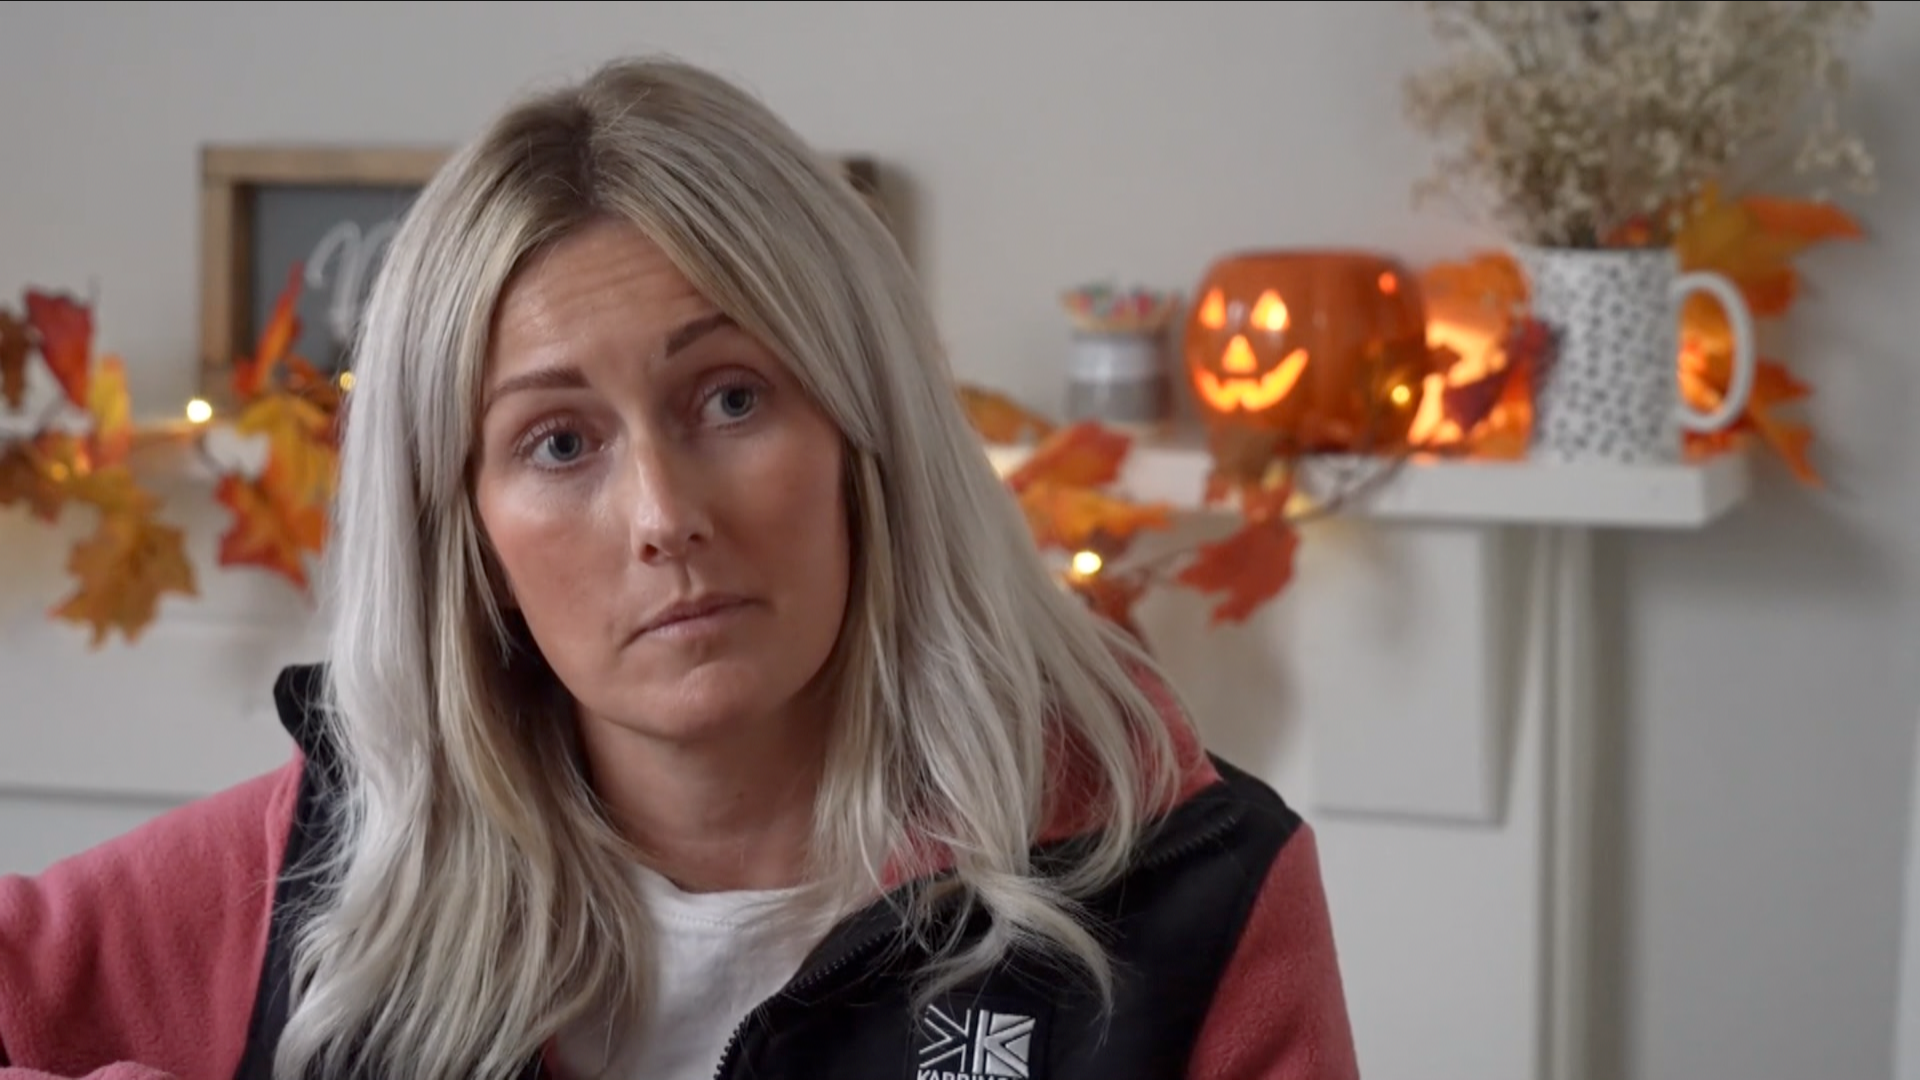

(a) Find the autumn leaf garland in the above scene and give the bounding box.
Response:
[0,290,198,646]
[0,189,1860,648]
[965,392,1304,635]
[1671,187,1862,484]
[214,264,342,591]
[0,267,342,647]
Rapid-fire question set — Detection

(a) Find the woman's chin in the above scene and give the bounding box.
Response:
[584,665,803,747]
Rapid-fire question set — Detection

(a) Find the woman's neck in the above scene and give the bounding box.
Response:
[575,705,826,893]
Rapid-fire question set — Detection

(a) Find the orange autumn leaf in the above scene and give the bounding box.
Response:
[1019,483,1171,551]
[1443,367,1512,434]
[0,441,65,521]
[0,432,135,524]
[214,469,327,589]
[85,355,133,468]
[234,392,339,507]
[1676,189,1862,320]
[1754,359,1813,403]
[1742,195,1865,244]
[233,263,306,402]
[1440,364,1513,435]
[1006,421,1133,493]
[959,384,1056,444]
[66,463,161,520]
[50,511,197,647]
[1175,514,1300,626]
[24,290,93,408]
[1669,188,1856,486]
[1418,251,1529,315]
[1683,354,1821,484]
[1438,317,1554,438]
[1751,419,1817,486]
[27,428,93,483]
[0,308,29,410]
[1682,353,1811,410]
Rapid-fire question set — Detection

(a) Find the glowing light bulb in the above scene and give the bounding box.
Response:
[1070,550,1103,577]
[1389,383,1413,407]
[185,398,213,424]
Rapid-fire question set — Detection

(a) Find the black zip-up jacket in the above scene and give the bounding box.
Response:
[0,663,1359,1080]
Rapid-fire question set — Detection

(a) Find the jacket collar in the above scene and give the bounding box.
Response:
[273,663,334,766]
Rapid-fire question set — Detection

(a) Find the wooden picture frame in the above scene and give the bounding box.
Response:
[197,144,444,413]
[196,143,885,410]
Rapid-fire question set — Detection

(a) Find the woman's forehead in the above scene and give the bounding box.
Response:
[487,223,722,371]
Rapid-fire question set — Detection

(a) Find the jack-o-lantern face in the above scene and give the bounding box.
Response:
[1183,250,1439,453]
[1191,287,1310,412]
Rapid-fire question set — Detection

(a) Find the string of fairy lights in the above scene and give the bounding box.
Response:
[175,369,354,429]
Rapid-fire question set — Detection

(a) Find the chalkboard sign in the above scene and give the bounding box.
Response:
[251,184,418,376]
[198,144,889,411]
[197,145,443,412]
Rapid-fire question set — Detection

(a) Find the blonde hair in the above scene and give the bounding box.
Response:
[279,56,1183,1080]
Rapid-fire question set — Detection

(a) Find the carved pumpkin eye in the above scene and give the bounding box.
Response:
[1249,290,1288,334]
[1198,288,1227,330]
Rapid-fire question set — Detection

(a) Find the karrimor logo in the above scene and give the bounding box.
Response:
[915,1003,1039,1079]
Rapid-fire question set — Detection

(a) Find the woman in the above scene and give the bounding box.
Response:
[0,58,1357,1080]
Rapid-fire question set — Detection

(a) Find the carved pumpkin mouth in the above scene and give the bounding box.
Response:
[1195,334,1308,412]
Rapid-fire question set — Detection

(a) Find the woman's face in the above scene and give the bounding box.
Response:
[474,218,851,748]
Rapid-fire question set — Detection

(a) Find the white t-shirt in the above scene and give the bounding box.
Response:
[554,863,821,1080]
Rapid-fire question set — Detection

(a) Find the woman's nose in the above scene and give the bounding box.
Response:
[625,443,713,563]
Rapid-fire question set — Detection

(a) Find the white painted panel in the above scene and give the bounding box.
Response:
[1289,520,1513,823]
[1896,708,1920,1080]
[0,502,321,802]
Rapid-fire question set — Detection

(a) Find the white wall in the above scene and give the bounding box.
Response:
[1901,709,1920,1080]
[2,5,1918,1080]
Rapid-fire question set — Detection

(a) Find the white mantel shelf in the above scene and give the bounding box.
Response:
[986,433,1751,531]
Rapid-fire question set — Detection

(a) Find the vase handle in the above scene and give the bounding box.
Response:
[1672,270,1758,434]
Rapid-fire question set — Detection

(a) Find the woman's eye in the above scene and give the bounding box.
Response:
[530,429,588,466]
[707,383,760,422]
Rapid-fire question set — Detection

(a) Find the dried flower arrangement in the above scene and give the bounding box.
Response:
[1402,0,1876,248]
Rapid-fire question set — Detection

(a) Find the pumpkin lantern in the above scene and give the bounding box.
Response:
[1183,250,1441,453]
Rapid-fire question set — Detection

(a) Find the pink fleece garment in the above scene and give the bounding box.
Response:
[1,678,1358,1079]
[0,759,303,1079]
[1185,824,1360,1080]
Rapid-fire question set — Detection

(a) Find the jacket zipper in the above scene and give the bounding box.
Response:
[708,915,900,1080]
[708,790,1243,1080]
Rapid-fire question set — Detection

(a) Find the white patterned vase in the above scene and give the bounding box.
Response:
[1515,246,1759,465]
